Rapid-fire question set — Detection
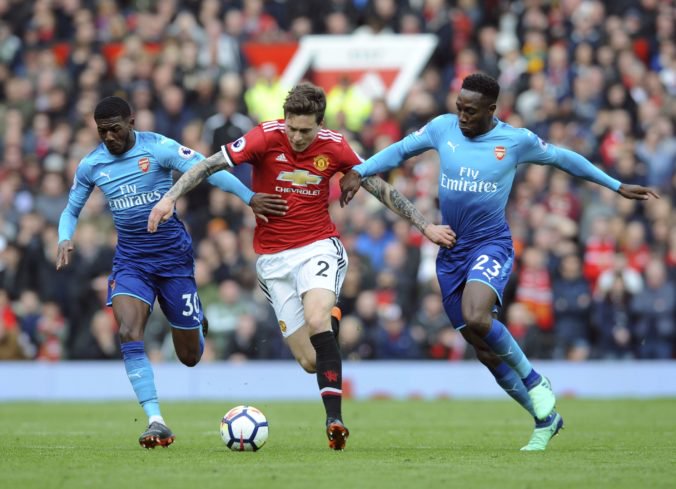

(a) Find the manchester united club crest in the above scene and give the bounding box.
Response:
[138,157,150,172]
[313,155,330,171]
[494,146,506,160]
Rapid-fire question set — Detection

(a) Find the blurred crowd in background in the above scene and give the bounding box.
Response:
[0,0,675,363]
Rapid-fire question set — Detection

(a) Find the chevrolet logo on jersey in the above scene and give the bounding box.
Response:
[277,170,322,186]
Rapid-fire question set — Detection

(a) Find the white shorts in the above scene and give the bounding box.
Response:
[256,237,348,338]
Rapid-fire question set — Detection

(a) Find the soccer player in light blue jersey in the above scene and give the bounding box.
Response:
[56,96,287,448]
[340,73,658,450]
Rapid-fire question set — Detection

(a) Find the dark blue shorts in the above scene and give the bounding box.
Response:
[436,241,514,330]
[106,265,203,330]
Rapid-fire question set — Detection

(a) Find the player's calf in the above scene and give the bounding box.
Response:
[172,327,204,366]
[331,306,342,341]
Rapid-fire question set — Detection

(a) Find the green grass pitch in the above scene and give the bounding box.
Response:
[1,399,674,489]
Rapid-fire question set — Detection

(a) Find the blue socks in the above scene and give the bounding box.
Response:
[121,341,161,419]
[482,319,542,389]
[490,362,537,418]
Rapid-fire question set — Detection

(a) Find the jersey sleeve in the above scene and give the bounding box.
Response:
[155,133,255,204]
[353,116,441,177]
[58,162,94,242]
[219,125,267,168]
[515,129,621,191]
[338,138,364,172]
[152,133,206,171]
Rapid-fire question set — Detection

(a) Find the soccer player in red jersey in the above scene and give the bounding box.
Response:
[148,83,456,450]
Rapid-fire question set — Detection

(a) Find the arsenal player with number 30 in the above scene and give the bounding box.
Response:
[148,83,456,450]
[56,96,285,449]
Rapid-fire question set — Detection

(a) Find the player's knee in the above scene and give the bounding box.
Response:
[118,323,143,343]
[297,356,316,373]
[178,352,200,367]
[174,344,201,367]
[462,309,493,335]
[304,311,331,336]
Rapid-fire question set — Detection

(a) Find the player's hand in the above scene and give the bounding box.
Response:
[339,170,362,207]
[56,240,74,270]
[617,184,659,201]
[147,197,175,233]
[423,224,457,248]
[250,193,288,223]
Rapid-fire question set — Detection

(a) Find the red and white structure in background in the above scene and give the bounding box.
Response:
[245,34,438,110]
[53,34,437,111]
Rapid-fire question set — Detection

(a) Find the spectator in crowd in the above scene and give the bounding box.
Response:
[374,304,421,360]
[551,253,592,361]
[630,258,675,359]
[338,314,374,360]
[593,272,635,360]
[204,279,254,359]
[0,313,29,360]
[515,246,554,358]
[222,312,268,361]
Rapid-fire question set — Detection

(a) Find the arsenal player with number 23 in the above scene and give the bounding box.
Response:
[148,83,456,450]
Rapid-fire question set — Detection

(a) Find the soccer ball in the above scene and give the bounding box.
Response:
[220,405,269,451]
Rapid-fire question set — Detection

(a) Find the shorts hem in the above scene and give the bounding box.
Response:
[108,292,153,308]
[466,278,503,305]
[169,323,202,331]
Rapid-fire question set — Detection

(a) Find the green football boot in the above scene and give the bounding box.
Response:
[520,412,564,451]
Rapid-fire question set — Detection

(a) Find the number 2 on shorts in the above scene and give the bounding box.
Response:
[316,260,329,277]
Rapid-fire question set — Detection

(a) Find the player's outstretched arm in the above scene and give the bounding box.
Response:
[148,151,230,232]
[617,183,660,201]
[168,151,230,201]
[360,176,456,248]
[148,150,289,231]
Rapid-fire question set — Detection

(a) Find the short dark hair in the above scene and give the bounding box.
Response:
[283,83,326,123]
[461,73,500,103]
[94,96,132,120]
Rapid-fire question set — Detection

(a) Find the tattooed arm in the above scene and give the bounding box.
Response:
[360,176,456,248]
[361,176,428,232]
[147,151,287,232]
[163,152,230,202]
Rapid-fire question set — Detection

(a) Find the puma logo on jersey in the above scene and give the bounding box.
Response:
[99,171,112,181]
[275,153,288,162]
[447,141,459,152]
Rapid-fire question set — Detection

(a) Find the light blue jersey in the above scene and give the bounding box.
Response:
[354,114,621,252]
[59,131,254,275]
[354,114,622,328]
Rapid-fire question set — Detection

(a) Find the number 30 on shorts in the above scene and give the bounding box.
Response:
[471,254,502,282]
[181,292,201,316]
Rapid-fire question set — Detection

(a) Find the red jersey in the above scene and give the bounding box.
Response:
[222,120,361,254]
